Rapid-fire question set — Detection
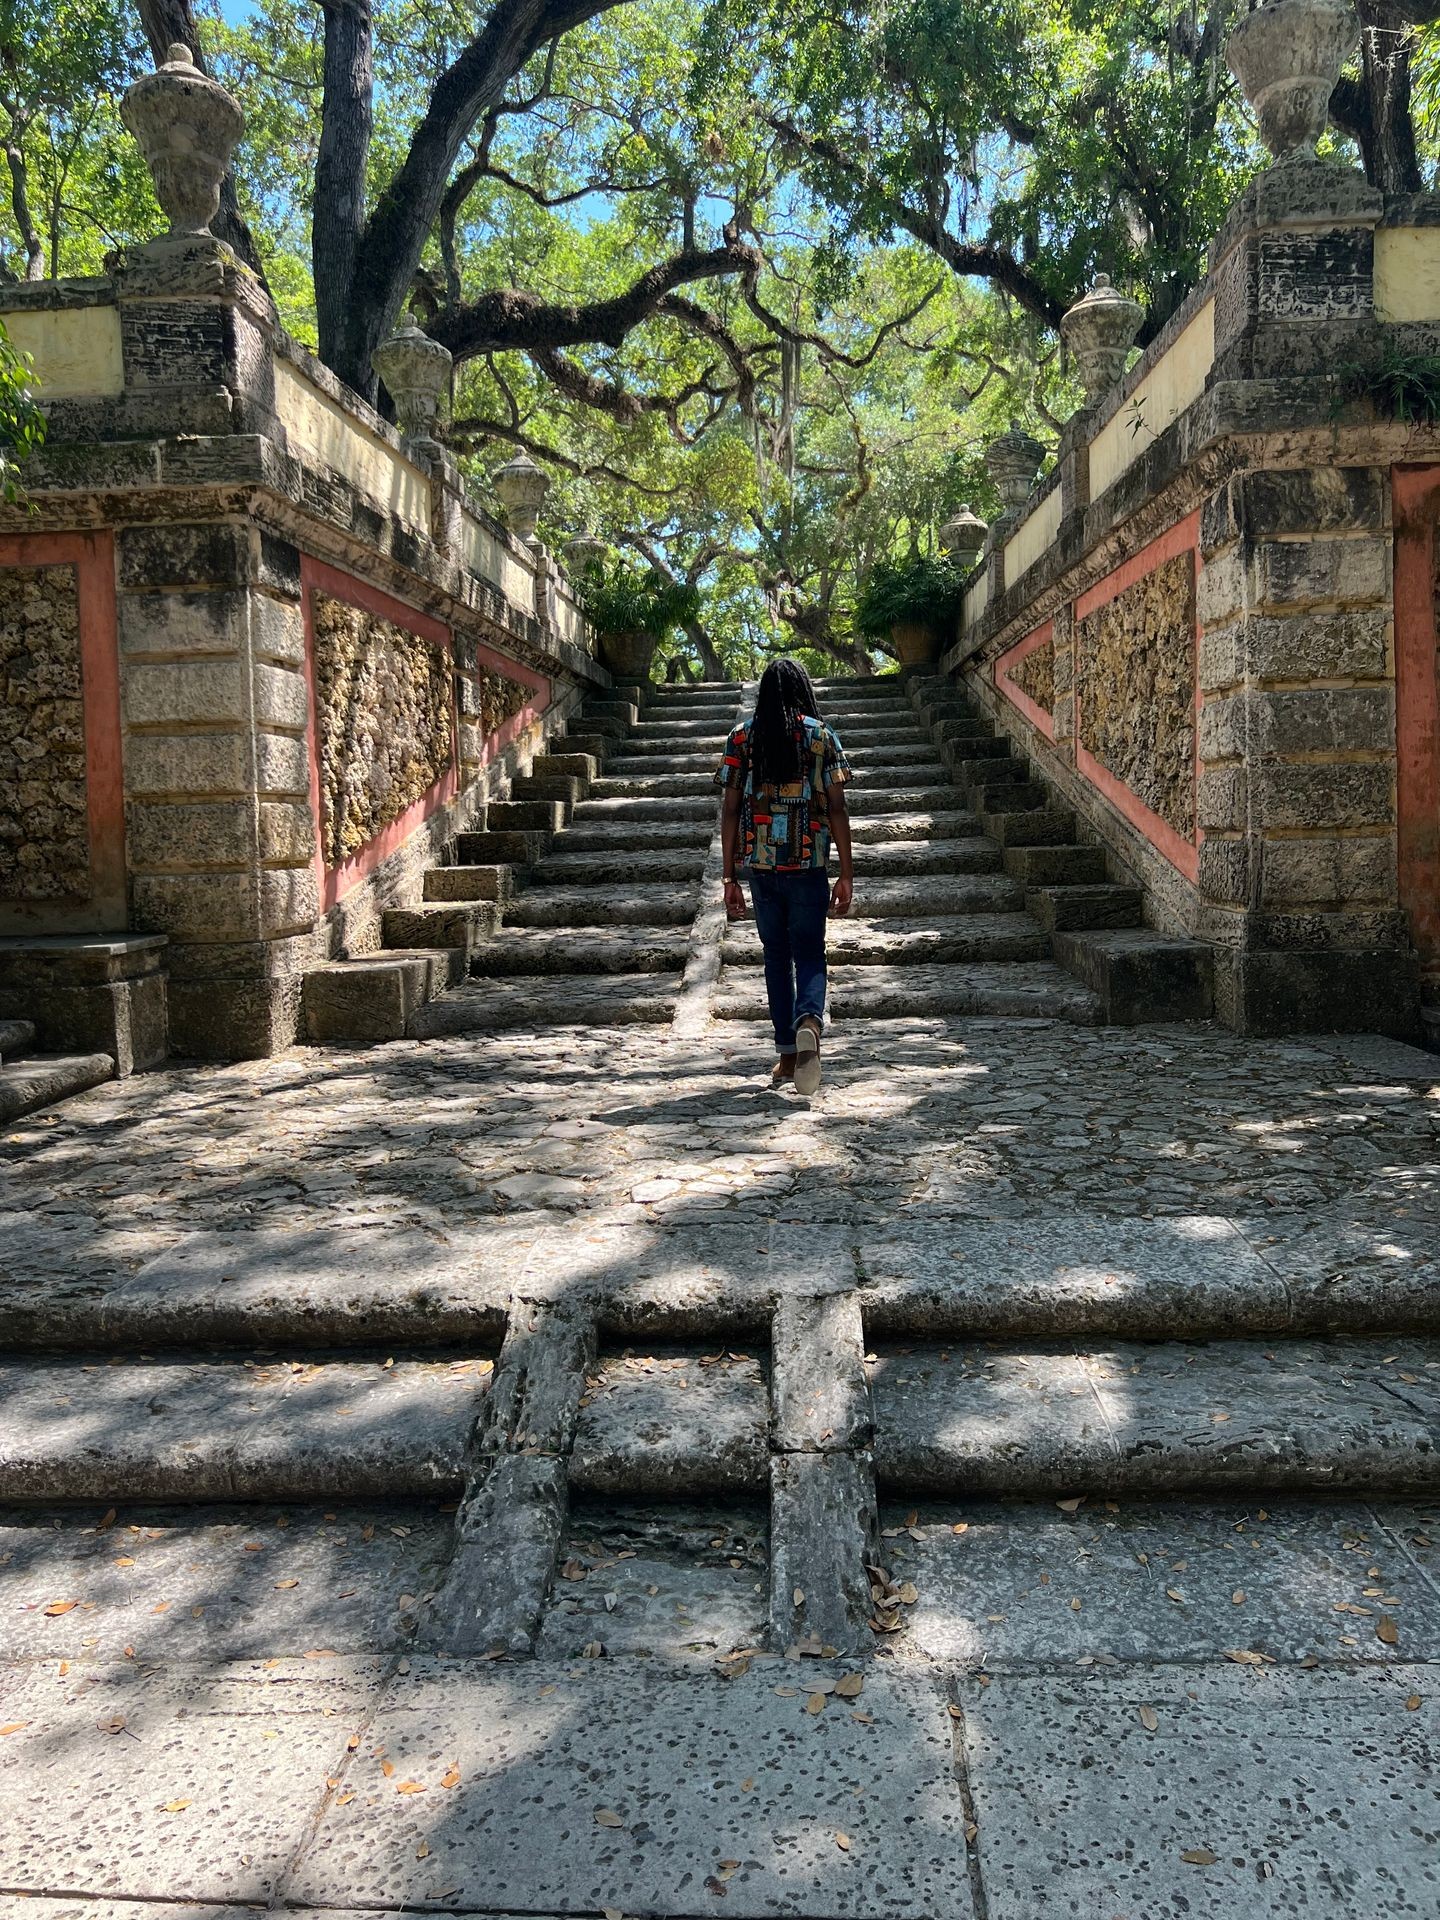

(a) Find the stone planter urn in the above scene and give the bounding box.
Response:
[493,452,551,543]
[1060,275,1145,408]
[370,322,452,445]
[598,629,659,679]
[939,503,988,569]
[563,533,608,578]
[121,44,245,238]
[1226,0,1359,162]
[985,420,1046,514]
[890,620,941,668]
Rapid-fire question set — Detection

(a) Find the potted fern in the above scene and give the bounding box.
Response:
[574,559,702,681]
[855,553,967,667]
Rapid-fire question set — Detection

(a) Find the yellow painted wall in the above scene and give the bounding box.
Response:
[1375,228,1440,322]
[1004,485,1062,586]
[1089,300,1214,501]
[964,571,990,630]
[3,305,123,399]
[275,356,432,537]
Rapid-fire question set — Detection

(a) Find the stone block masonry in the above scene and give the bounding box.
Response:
[942,154,1440,1039]
[0,229,606,1061]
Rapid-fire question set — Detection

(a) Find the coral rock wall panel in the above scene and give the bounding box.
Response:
[312,591,454,868]
[478,666,530,739]
[1077,549,1196,840]
[0,563,89,899]
[1009,636,1055,716]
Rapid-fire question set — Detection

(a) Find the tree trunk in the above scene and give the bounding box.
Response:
[684,617,727,682]
[132,0,271,282]
[2,136,42,280]
[315,0,374,368]
[1356,0,1424,192]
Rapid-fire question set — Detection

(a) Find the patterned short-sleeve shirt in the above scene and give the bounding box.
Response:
[715,713,852,872]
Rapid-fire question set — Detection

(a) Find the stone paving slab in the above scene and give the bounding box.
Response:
[714,961,1103,1023]
[292,1660,974,1918]
[859,1215,1291,1338]
[571,1348,769,1494]
[0,1500,454,1663]
[536,1500,768,1660]
[409,974,683,1032]
[880,1496,1440,1667]
[958,1661,1440,1918]
[0,1656,382,1902]
[0,1356,488,1501]
[870,1338,1440,1495]
[724,912,1044,967]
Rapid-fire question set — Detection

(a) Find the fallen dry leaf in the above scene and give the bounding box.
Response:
[1406,1693,1422,1710]
[1378,1615,1400,1646]
[381,1760,395,1779]
[1056,1497,1084,1513]
[441,1765,461,1789]
[95,1510,116,1533]
[275,1579,300,1591]
[0,1722,28,1736]
[416,1842,430,1860]
[835,1832,851,1851]
[43,1600,78,1617]
[396,1781,426,1795]
[835,1673,864,1698]
[595,1808,625,1828]
[805,1692,827,1714]
[1181,1848,1217,1865]
[1138,1704,1159,1732]
[162,1799,191,1814]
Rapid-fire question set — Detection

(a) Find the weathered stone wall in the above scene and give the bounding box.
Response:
[311,591,455,868]
[0,563,88,900]
[1008,636,1054,716]
[1077,550,1195,840]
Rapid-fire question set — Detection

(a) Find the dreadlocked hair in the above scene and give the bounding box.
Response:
[750,658,821,788]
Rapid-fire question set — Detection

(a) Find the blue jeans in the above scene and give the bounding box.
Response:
[748,868,829,1052]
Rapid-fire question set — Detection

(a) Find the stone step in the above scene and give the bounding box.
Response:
[724,911,1049,968]
[573,794,715,823]
[532,752,597,782]
[424,865,514,903]
[410,974,682,1033]
[530,849,708,887]
[0,1051,113,1123]
[382,903,498,953]
[847,809,979,844]
[964,776,1044,812]
[713,959,1102,1023]
[486,800,566,833]
[930,716,998,746]
[302,948,466,1045]
[939,738,1014,770]
[828,722,933,747]
[984,806,1078,847]
[1002,843,1109,885]
[0,1017,35,1061]
[850,836,997,876]
[1026,883,1145,933]
[844,873,1023,916]
[1053,926,1214,1024]
[555,821,714,856]
[0,1353,486,1500]
[455,829,548,865]
[845,744,948,773]
[561,731,617,760]
[510,776,579,816]
[602,752,717,776]
[582,698,640,724]
[846,784,961,815]
[590,773,714,800]
[570,1350,769,1496]
[505,883,699,928]
[869,1337,1440,1495]
[630,716,736,736]
[471,928,691,977]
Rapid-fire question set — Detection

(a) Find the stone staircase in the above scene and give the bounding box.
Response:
[303,669,1214,1046]
[0,1012,114,1122]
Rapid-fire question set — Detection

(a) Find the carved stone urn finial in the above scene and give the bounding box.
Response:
[938,504,988,567]
[494,452,551,542]
[1226,0,1359,163]
[1060,274,1144,408]
[985,420,1045,513]
[121,43,245,238]
[370,321,452,446]
[564,532,608,577]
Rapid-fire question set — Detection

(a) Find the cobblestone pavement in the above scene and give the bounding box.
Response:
[3,1013,1440,1916]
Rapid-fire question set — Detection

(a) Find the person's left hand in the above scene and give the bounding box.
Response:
[829,876,853,917]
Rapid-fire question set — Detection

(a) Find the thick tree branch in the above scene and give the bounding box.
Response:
[314,0,373,361]
[766,115,1064,329]
[429,232,761,363]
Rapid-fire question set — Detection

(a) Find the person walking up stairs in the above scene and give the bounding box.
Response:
[716,660,854,1094]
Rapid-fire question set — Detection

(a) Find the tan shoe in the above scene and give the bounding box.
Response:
[771,1053,796,1085]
